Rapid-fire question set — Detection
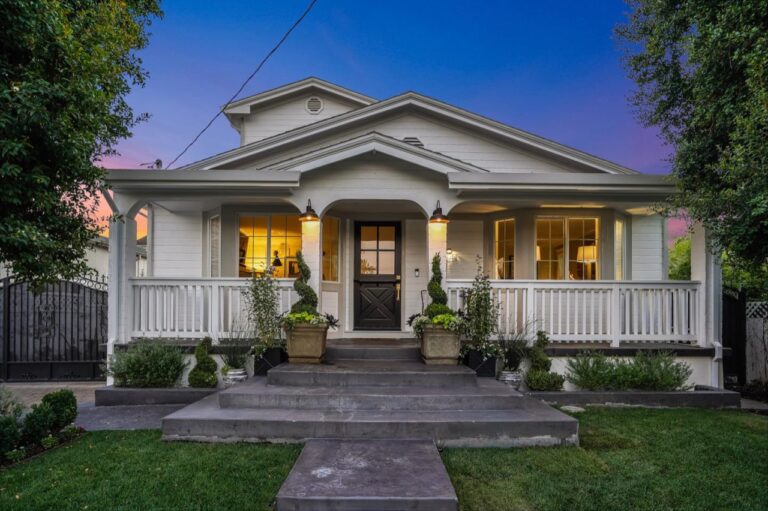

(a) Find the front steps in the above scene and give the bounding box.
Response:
[161,339,578,447]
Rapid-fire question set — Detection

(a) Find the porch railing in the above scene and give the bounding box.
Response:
[446,280,701,345]
[130,278,296,339]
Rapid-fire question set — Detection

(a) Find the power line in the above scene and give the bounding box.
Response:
[165,0,319,169]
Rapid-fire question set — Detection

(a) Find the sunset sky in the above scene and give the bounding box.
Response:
[99,0,686,240]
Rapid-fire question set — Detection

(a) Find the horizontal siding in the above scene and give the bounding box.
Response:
[447,220,484,279]
[237,113,587,174]
[241,94,360,144]
[631,214,664,280]
[152,209,203,277]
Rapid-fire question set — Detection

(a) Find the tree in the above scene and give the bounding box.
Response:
[0,0,162,286]
[668,236,692,280]
[617,1,768,270]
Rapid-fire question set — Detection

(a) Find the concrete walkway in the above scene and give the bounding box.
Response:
[3,381,102,407]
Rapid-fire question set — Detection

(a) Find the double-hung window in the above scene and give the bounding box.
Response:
[494,218,515,279]
[536,217,599,280]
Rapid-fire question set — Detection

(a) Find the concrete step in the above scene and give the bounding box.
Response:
[325,342,421,362]
[162,394,579,447]
[276,439,457,511]
[219,378,524,411]
[266,361,477,387]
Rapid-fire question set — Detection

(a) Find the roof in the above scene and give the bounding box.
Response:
[181,86,639,175]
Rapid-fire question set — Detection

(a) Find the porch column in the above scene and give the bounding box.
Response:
[301,216,322,305]
[691,222,723,386]
[426,221,448,290]
[107,216,137,384]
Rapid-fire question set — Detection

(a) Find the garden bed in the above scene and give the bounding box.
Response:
[528,385,741,409]
[94,386,217,406]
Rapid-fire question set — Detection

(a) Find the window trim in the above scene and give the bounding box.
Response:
[237,213,302,278]
[209,214,221,278]
[322,216,341,283]
[494,217,516,280]
[534,216,600,281]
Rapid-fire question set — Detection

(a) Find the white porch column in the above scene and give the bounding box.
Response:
[301,217,322,306]
[106,216,137,385]
[426,221,448,290]
[691,222,723,386]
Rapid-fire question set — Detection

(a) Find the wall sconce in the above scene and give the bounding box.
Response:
[298,199,319,222]
[429,200,449,224]
[414,268,420,278]
[446,248,456,263]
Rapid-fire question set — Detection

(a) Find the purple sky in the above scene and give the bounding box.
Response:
[102,0,686,238]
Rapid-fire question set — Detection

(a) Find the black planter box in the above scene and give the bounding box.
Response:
[463,350,497,377]
[253,347,287,376]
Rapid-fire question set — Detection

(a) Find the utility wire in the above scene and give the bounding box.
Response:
[165,0,318,169]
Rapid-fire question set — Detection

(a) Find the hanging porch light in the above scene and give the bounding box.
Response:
[429,200,450,224]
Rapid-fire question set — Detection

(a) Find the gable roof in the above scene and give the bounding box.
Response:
[182,82,639,175]
[223,77,376,118]
[264,132,490,174]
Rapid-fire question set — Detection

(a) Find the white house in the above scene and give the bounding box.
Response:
[104,77,723,387]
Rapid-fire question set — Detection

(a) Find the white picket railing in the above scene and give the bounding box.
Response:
[130,278,296,339]
[446,280,700,345]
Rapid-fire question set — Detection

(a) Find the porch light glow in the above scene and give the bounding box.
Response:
[429,201,449,224]
[298,199,319,222]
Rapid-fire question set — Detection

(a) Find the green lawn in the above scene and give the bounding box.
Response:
[0,409,766,511]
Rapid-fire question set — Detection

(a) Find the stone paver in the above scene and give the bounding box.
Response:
[741,398,768,412]
[3,382,102,407]
[76,404,185,431]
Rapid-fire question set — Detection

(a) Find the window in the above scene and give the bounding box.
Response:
[614,219,625,280]
[239,215,301,278]
[494,218,515,279]
[322,217,339,281]
[209,215,220,278]
[536,218,565,280]
[536,217,599,280]
[359,225,396,275]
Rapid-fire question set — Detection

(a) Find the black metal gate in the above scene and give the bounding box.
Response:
[1,275,107,381]
[722,287,747,385]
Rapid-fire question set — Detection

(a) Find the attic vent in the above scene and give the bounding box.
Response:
[305,96,324,114]
[402,136,424,148]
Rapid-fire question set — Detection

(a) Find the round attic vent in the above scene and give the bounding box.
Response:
[305,96,324,114]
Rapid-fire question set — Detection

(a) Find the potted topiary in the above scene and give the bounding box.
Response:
[461,262,504,377]
[220,322,250,385]
[411,253,464,365]
[282,251,334,364]
[524,331,565,391]
[245,270,286,375]
[188,337,219,388]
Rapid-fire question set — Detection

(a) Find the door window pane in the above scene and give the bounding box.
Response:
[378,251,395,275]
[360,251,377,274]
[361,226,377,250]
[378,226,395,250]
[495,218,515,279]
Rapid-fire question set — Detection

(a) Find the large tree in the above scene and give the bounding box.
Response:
[617,1,768,269]
[0,0,161,285]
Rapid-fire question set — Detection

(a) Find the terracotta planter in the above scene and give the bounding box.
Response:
[420,325,460,365]
[285,325,328,364]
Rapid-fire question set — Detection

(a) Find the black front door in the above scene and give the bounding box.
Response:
[354,222,401,330]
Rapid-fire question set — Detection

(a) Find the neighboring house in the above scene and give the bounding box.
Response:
[88,235,148,278]
[105,77,723,387]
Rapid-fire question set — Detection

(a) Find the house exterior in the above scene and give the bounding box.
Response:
[105,77,723,387]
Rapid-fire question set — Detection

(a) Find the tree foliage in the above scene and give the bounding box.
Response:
[668,236,692,281]
[617,1,768,269]
[0,0,162,285]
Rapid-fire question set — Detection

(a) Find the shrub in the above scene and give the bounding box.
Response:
[464,260,499,345]
[109,340,187,388]
[0,415,20,457]
[743,379,768,402]
[566,353,615,390]
[502,334,529,371]
[21,402,55,446]
[526,369,565,391]
[41,434,58,449]
[59,424,81,442]
[427,253,448,306]
[424,303,452,319]
[0,385,23,418]
[5,447,25,463]
[188,337,218,388]
[42,389,77,431]
[529,331,553,372]
[221,318,252,370]
[566,351,693,391]
[291,251,318,315]
[246,271,281,346]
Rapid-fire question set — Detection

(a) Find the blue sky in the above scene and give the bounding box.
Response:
[107,0,671,174]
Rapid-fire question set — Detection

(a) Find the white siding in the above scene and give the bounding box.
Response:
[447,220,484,279]
[630,214,665,280]
[152,209,203,277]
[237,113,586,174]
[404,219,429,321]
[241,93,361,145]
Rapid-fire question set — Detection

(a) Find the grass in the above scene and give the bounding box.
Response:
[0,409,765,511]
[0,430,301,511]
[443,408,768,511]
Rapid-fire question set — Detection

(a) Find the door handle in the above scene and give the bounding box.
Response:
[395,282,401,302]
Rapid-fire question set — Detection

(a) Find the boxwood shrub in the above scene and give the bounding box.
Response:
[566,351,692,391]
[21,402,55,447]
[109,340,187,388]
[42,389,77,430]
